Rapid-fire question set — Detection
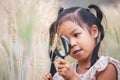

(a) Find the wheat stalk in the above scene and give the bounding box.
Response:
[0,0,60,80]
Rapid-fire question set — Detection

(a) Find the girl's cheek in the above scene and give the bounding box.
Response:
[69,51,73,56]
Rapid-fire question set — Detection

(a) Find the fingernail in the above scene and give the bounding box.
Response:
[47,75,49,78]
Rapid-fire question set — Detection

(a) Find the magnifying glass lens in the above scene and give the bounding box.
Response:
[56,36,71,58]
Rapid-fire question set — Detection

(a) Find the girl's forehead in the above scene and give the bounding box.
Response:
[57,21,86,35]
[57,21,77,31]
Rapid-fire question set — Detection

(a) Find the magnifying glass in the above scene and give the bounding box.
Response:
[55,35,71,58]
[50,34,71,59]
[50,34,71,76]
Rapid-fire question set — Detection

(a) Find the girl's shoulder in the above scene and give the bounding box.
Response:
[94,56,120,71]
[95,56,120,80]
[95,56,120,72]
[84,56,120,80]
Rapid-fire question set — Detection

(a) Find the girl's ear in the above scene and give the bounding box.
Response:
[91,25,99,38]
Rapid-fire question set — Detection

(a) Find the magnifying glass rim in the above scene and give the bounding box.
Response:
[55,35,71,58]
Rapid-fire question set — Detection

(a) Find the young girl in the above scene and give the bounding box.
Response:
[43,4,120,80]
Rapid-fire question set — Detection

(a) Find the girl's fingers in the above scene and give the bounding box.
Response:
[42,73,52,80]
[57,64,64,69]
[57,60,70,76]
[58,59,70,69]
[57,59,66,69]
[58,59,66,64]
[48,73,52,80]
[58,67,68,75]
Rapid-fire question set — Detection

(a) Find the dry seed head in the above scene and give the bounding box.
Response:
[50,34,59,52]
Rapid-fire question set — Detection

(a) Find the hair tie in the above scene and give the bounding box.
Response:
[58,7,64,14]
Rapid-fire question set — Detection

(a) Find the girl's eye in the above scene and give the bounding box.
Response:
[74,33,80,37]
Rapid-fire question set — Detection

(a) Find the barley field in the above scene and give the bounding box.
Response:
[0,0,120,80]
[0,0,60,80]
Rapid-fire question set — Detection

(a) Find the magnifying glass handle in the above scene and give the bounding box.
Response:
[50,62,56,76]
[61,57,65,59]
[50,51,57,76]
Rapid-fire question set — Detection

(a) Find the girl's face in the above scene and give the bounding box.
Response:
[57,20,98,61]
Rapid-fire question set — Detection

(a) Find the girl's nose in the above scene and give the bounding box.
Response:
[70,40,77,47]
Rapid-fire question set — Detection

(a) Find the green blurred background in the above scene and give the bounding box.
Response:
[63,0,119,7]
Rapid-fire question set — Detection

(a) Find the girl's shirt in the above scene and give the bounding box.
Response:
[53,56,120,80]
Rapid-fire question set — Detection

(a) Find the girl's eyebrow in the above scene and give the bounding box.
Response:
[69,28,77,34]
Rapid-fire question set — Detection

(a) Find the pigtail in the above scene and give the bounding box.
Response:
[88,4,104,42]
[88,4,103,23]
[88,4,105,66]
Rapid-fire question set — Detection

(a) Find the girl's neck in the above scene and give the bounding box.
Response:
[77,60,91,69]
[76,60,91,74]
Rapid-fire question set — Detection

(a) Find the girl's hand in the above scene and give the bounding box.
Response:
[42,73,53,80]
[57,59,79,80]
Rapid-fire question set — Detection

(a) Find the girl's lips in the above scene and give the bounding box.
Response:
[74,49,82,56]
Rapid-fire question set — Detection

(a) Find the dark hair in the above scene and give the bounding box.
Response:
[49,22,56,47]
[50,4,105,66]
